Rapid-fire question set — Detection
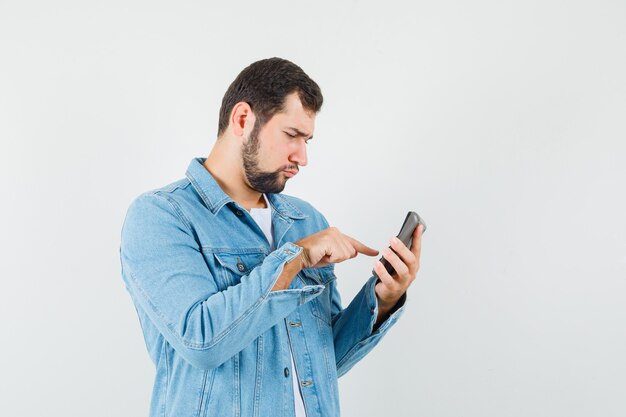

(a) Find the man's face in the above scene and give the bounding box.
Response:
[242,92,315,194]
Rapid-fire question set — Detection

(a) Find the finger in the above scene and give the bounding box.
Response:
[344,235,379,256]
[374,260,401,292]
[410,224,424,259]
[389,236,416,266]
[381,247,410,278]
[320,253,336,268]
[338,237,358,260]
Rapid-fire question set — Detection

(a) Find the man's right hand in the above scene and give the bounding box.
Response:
[295,227,379,269]
[272,227,379,291]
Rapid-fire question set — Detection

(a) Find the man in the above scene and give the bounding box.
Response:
[120,57,423,417]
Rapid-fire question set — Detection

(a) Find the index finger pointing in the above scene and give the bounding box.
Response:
[344,235,380,256]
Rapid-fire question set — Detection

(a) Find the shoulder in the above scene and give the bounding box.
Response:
[277,194,330,229]
[123,179,194,232]
[145,178,193,200]
[128,178,193,210]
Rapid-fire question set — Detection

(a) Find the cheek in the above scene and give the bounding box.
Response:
[266,140,290,159]
[257,143,284,168]
[265,141,280,153]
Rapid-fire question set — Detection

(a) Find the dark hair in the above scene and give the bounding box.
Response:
[217,57,323,136]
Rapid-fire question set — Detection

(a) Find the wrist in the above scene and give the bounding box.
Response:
[375,290,404,311]
[272,248,303,292]
[376,296,397,312]
[294,243,312,269]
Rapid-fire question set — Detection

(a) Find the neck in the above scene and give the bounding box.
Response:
[203,142,267,211]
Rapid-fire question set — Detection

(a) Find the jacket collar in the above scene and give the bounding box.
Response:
[185,157,306,219]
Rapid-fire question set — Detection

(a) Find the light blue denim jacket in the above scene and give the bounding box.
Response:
[120,158,406,417]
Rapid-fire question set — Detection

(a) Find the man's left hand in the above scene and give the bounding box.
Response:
[373,224,424,312]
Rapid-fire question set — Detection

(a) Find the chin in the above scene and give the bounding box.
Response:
[273,181,288,194]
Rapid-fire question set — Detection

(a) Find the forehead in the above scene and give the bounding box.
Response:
[268,92,316,133]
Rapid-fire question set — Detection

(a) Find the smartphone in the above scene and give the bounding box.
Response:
[373,211,427,279]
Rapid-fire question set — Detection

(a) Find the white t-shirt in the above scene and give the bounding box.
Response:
[249,194,307,417]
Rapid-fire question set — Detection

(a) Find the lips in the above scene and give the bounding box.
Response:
[284,170,297,177]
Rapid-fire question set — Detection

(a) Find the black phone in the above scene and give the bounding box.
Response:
[373,211,427,279]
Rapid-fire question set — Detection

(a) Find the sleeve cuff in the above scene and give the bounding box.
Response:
[365,276,407,333]
[267,242,325,305]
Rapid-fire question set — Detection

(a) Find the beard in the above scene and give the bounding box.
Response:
[241,120,295,194]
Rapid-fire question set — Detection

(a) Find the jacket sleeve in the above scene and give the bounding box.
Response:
[120,193,324,370]
[312,215,407,377]
[330,276,406,377]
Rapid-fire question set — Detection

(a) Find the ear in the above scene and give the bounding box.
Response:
[229,102,256,137]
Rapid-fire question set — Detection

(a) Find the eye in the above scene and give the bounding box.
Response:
[284,131,296,138]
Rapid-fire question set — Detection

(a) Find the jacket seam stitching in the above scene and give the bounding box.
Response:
[186,170,215,212]
[163,344,169,417]
[196,370,208,417]
[154,192,193,231]
[184,252,287,350]
[336,337,372,370]
[127,251,288,351]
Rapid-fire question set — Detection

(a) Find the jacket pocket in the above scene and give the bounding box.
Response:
[301,267,336,325]
[213,250,267,290]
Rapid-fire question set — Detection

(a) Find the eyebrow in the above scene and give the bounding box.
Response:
[286,127,313,140]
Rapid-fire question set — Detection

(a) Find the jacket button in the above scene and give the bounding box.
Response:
[237,262,245,272]
[235,210,243,216]
[284,367,290,378]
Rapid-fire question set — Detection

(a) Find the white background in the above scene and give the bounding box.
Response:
[1,1,625,416]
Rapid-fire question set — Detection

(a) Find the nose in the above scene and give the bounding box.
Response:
[289,140,308,167]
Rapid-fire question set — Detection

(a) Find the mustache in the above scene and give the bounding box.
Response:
[280,165,299,173]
